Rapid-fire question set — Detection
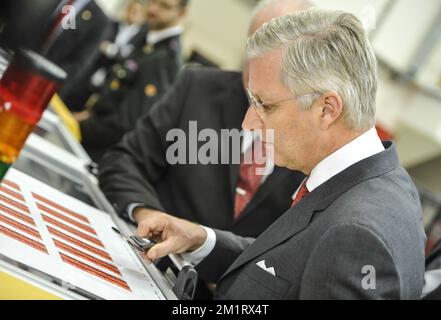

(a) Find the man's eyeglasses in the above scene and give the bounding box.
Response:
[246,88,321,115]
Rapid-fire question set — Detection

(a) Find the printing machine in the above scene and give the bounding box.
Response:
[0,107,200,300]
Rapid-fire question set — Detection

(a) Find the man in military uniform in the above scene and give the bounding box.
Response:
[78,0,189,163]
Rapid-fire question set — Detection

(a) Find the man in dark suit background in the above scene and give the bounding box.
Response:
[79,0,189,162]
[133,8,426,300]
[98,0,308,238]
[41,0,111,111]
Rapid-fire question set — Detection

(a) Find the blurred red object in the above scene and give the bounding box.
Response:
[376,123,394,141]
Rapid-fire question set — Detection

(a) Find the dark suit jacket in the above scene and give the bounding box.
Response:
[98,67,305,238]
[195,142,426,299]
[43,0,111,110]
[81,34,183,162]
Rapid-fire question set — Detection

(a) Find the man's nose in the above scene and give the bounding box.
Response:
[242,106,264,131]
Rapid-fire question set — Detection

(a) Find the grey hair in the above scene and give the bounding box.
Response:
[247,7,378,131]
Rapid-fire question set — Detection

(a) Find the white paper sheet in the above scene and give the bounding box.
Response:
[0,169,165,300]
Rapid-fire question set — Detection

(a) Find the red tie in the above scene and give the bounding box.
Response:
[234,140,266,220]
[291,179,309,208]
[47,0,76,39]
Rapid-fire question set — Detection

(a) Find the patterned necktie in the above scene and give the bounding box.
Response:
[291,179,310,208]
[234,139,266,220]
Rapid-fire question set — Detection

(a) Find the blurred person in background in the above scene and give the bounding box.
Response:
[89,0,149,92]
[78,0,189,163]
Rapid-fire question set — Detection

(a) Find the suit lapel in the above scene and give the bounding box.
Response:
[220,142,400,279]
[223,190,319,279]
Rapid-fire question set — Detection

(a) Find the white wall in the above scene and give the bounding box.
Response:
[182,0,252,69]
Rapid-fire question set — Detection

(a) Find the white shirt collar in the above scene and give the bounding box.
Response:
[146,25,183,45]
[306,127,385,193]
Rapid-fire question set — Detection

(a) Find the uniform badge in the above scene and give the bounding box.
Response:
[113,64,122,73]
[125,60,139,72]
[117,69,127,79]
[143,45,154,54]
[110,79,120,91]
[145,84,157,97]
[82,10,93,21]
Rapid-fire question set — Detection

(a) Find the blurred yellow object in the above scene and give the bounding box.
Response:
[50,94,81,142]
[0,270,61,300]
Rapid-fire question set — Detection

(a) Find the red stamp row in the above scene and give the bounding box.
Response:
[0,193,30,214]
[1,180,20,191]
[37,203,96,235]
[0,224,47,254]
[32,193,90,224]
[0,203,35,226]
[54,239,121,276]
[48,226,112,262]
[0,213,41,240]
[60,253,131,292]
[0,186,25,202]
[42,214,104,248]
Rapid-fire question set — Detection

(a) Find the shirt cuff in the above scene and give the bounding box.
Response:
[182,227,216,266]
[422,269,441,298]
[127,203,145,223]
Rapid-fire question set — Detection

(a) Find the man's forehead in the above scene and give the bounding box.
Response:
[249,49,283,74]
[248,50,284,94]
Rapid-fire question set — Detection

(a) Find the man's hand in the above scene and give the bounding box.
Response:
[135,211,207,263]
[133,207,163,224]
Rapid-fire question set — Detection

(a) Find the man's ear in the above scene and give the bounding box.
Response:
[319,91,343,130]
